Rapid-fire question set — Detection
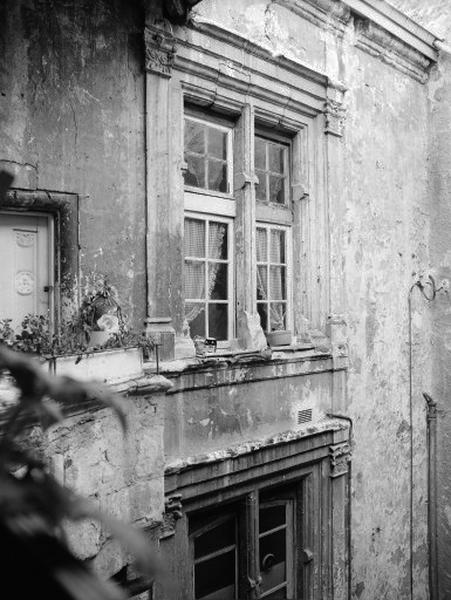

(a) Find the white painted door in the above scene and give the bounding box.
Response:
[0,213,52,327]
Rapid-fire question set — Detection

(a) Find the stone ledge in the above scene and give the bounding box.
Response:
[165,417,350,477]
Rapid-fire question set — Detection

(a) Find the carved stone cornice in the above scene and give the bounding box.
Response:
[329,441,351,478]
[354,19,433,84]
[278,0,351,35]
[144,23,177,77]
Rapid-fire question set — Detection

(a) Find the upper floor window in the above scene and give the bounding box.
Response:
[183,109,294,345]
[184,116,233,195]
[255,136,289,205]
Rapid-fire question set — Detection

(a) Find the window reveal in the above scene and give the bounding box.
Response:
[184,216,231,341]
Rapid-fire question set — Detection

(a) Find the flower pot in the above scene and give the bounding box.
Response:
[50,347,143,383]
[266,330,292,347]
[88,330,112,348]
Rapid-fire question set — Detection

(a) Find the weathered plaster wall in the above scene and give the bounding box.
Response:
[193,2,433,598]
[0,0,146,326]
[423,16,451,600]
[36,394,164,579]
[385,3,451,596]
[163,360,338,460]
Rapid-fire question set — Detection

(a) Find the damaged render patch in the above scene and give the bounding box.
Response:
[165,417,349,474]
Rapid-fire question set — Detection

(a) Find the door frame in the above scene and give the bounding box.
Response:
[1,188,80,328]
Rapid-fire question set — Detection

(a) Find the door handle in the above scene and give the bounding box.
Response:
[43,285,53,292]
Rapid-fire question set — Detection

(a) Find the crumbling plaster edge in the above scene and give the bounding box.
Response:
[165,417,350,475]
[189,0,439,85]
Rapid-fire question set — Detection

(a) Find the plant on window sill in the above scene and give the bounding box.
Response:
[0,279,154,361]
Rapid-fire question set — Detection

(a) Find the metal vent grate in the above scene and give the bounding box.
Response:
[297,408,313,425]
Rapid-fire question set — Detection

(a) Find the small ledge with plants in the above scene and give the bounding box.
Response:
[0,278,171,402]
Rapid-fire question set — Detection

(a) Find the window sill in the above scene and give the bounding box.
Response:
[144,341,347,381]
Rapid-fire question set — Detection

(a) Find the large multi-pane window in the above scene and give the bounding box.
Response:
[183,109,293,344]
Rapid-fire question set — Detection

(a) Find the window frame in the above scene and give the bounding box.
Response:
[184,210,235,344]
[255,221,293,334]
[183,112,234,198]
[188,483,301,600]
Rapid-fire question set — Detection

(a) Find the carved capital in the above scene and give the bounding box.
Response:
[144,24,177,77]
[160,494,183,540]
[324,98,346,137]
[329,442,351,478]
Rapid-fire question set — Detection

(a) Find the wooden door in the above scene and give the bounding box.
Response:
[0,213,52,327]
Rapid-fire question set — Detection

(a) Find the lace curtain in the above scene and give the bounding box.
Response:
[184,218,226,331]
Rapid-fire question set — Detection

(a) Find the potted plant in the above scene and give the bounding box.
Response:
[79,277,121,349]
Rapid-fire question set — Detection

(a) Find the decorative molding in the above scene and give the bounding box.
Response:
[354,19,433,84]
[324,98,346,137]
[329,441,351,478]
[144,24,177,77]
[277,0,351,35]
[160,494,183,540]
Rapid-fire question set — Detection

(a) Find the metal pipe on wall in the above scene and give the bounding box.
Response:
[423,393,438,600]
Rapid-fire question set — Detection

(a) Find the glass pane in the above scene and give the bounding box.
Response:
[269,175,285,204]
[209,263,228,300]
[208,127,227,160]
[208,159,228,193]
[185,303,206,338]
[194,518,236,559]
[269,303,286,331]
[185,154,205,188]
[256,228,267,262]
[195,549,236,599]
[184,261,205,299]
[185,218,205,257]
[268,142,285,174]
[259,529,286,592]
[270,230,286,264]
[256,169,267,202]
[257,303,268,332]
[208,222,228,260]
[185,119,205,154]
[208,304,228,340]
[255,137,266,169]
[257,266,267,301]
[270,266,286,300]
[260,505,286,534]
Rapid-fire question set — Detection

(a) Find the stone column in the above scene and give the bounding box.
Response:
[329,439,351,600]
[325,81,349,410]
[144,20,185,359]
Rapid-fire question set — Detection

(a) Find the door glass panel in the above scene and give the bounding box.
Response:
[195,550,235,599]
[259,529,286,593]
[259,500,292,599]
[260,505,286,534]
[193,514,237,600]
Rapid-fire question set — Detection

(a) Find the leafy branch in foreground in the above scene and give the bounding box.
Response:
[0,345,161,600]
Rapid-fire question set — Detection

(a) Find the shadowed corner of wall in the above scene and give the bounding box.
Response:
[0,170,14,202]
